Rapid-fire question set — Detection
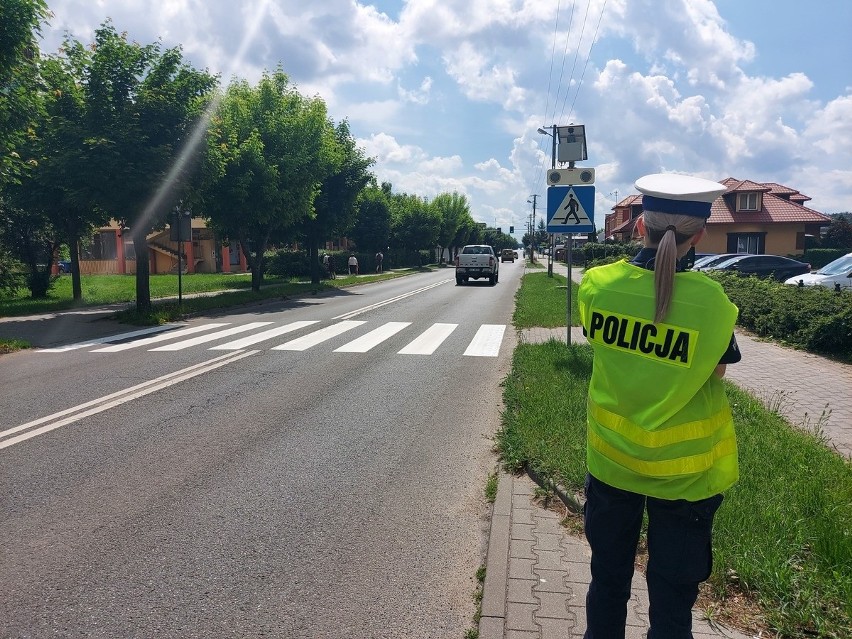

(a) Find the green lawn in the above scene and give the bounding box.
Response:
[498,271,852,638]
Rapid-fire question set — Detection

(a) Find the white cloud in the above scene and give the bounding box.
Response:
[35,0,852,224]
[397,77,433,105]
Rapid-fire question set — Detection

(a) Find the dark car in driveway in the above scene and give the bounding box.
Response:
[704,254,811,281]
[692,253,749,270]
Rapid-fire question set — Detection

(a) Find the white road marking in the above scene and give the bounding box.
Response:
[334,322,411,353]
[0,351,258,451]
[463,324,506,357]
[37,324,185,352]
[333,279,452,320]
[91,323,230,352]
[210,321,319,350]
[272,320,366,351]
[398,323,458,355]
[149,322,273,351]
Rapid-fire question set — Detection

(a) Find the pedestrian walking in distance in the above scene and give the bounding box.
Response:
[577,173,742,639]
[348,253,359,275]
[375,251,383,273]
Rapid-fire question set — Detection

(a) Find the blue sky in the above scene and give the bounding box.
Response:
[38,0,852,238]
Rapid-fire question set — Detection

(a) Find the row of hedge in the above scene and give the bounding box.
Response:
[264,249,433,278]
[707,271,852,361]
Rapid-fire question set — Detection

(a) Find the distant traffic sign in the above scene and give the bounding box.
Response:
[547,185,595,233]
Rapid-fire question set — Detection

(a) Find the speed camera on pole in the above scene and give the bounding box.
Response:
[557,125,587,164]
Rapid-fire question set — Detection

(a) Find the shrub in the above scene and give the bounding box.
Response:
[803,248,849,269]
[707,272,852,361]
[265,250,311,278]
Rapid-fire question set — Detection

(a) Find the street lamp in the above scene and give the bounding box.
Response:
[537,126,557,170]
[538,126,558,275]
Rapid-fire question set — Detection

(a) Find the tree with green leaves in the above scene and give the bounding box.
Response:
[432,191,474,264]
[0,0,49,187]
[6,41,109,300]
[0,199,60,297]
[390,193,440,265]
[822,213,852,250]
[81,21,217,312]
[198,70,337,291]
[349,181,393,262]
[301,120,374,284]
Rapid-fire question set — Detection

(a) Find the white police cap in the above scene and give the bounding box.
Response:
[635,173,728,219]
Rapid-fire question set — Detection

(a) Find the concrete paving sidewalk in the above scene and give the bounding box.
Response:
[479,261,851,638]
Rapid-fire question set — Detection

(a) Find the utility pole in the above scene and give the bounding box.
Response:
[527,194,539,262]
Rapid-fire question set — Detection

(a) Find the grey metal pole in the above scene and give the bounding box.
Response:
[178,237,183,304]
[567,242,572,345]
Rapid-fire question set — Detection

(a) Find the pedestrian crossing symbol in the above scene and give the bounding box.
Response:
[546,185,595,233]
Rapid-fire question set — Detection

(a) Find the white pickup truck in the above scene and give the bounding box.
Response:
[455,245,499,285]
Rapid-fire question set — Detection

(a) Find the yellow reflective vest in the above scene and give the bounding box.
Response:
[578,260,739,501]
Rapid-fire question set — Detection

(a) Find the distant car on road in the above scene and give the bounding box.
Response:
[784,252,852,291]
[501,249,515,263]
[703,254,811,281]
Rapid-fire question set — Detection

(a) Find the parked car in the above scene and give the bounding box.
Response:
[500,248,515,263]
[703,254,811,281]
[784,252,852,291]
[692,253,749,270]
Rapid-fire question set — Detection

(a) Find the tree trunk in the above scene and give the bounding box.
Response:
[133,232,151,314]
[70,238,82,301]
[309,244,320,284]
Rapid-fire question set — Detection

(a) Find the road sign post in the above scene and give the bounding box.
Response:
[546,185,595,346]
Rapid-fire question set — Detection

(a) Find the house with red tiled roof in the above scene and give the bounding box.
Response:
[605,177,831,256]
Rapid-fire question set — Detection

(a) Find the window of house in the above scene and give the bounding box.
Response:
[728,233,764,254]
[123,239,136,261]
[81,231,117,260]
[737,192,759,211]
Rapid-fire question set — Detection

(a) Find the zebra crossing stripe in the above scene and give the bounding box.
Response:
[272,320,366,351]
[334,322,411,353]
[463,324,506,357]
[92,323,231,352]
[37,324,185,352]
[210,321,320,350]
[397,323,458,355]
[149,322,273,351]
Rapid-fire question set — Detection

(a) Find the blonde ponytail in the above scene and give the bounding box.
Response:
[641,212,706,324]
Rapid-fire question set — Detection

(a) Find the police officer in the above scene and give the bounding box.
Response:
[577,173,741,639]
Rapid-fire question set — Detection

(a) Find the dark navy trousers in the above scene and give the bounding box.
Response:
[583,474,723,639]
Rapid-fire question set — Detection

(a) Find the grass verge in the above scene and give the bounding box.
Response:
[497,271,852,638]
[0,269,415,323]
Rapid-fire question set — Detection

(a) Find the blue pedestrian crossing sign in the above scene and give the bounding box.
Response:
[547,185,595,233]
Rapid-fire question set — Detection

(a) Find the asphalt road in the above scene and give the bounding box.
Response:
[1,262,523,638]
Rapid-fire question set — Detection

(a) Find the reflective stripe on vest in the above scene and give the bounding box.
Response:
[587,429,738,477]
[588,398,733,448]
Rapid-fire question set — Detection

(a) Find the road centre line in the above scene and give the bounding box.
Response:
[332,279,452,320]
[37,324,188,352]
[0,350,258,451]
